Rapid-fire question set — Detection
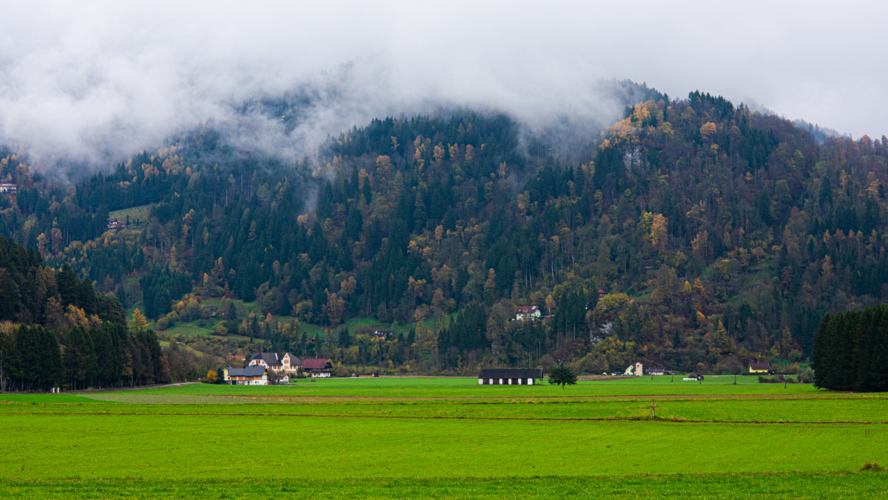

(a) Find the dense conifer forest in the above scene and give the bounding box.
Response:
[0,236,173,391]
[2,81,887,376]
[812,305,888,391]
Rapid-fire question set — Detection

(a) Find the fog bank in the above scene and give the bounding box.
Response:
[1,1,885,170]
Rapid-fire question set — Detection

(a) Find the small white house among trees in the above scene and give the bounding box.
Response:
[514,306,541,321]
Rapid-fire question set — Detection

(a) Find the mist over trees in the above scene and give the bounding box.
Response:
[3,81,888,375]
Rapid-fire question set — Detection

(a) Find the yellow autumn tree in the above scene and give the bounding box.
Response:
[781,327,794,356]
[693,278,707,296]
[483,269,497,304]
[130,309,148,333]
[376,155,392,176]
[545,294,556,314]
[650,213,668,251]
[324,291,346,326]
[64,304,90,329]
[700,122,717,139]
[51,227,63,255]
[36,233,48,256]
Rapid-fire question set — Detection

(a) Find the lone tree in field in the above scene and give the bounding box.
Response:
[548,365,577,389]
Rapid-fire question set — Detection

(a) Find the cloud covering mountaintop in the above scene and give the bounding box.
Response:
[0,1,885,169]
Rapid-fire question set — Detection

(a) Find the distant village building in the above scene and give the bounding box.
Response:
[625,362,643,376]
[203,305,219,317]
[748,362,771,374]
[302,358,332,377]
[645,367,666,376]
[478,368,542,385]
[0,183,16,194]
[514,306,541,321]
[106,218,119,230]
[371,330,392,339]
[225,366,268,385]
[248,352,301,376]
[598,289,606,301]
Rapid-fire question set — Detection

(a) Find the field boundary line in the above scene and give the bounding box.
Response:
[4,410,887,425]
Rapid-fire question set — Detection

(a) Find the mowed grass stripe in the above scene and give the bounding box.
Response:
[0,416,884,479]
[1,473,886,499]
[127,375,825,398]
[4,397,888,423]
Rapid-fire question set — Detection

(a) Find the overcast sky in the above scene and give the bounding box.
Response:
[1,1,885,167]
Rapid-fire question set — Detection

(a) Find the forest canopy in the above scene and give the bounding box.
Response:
[2,83,888,376]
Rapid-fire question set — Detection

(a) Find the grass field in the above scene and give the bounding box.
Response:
[109,203,156,225]
[1,377,885,498]
[123,375,827,397]
[152,298,456,341]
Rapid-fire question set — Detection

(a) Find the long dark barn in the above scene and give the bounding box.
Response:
[478,368,543,385]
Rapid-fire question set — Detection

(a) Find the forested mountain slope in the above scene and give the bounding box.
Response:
[2,84,887,374]
[0,236,170,391]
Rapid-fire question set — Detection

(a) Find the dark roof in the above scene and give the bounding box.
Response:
[303,358,332,370]
[249,352,283,367]
[282,352,301,365]
[646,367,665,372]
[227,366,266,377]
[478,368,543,379]
[515,306,539,314]
[203,305,218,310]
[750,362,770,370]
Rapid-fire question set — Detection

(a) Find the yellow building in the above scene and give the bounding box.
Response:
[749,362,770,374]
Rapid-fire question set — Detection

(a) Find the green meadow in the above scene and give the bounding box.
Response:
[1,377,886,498]
[121,374,826,397]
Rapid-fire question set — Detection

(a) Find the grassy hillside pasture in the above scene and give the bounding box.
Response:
[108,204,156,226]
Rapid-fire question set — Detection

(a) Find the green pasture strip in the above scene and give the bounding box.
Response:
[125,376,826,398]
[1,473,885,499]
[0,394,110,404]
[0,416,884,480]
[81,394,260,404]
[108,203,155,222]
[3,396,888,423]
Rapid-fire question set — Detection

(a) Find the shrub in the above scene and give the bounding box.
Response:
[861,460,885,472]
[799,368,815,384]
[758,374,797,384]
[716,356,743,375]
[156,317,170,330]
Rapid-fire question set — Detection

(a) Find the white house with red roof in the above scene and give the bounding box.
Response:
[514,306,541,321]
[302,358,332,378]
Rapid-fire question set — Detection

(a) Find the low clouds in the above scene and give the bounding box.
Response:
[1,1,885,170]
